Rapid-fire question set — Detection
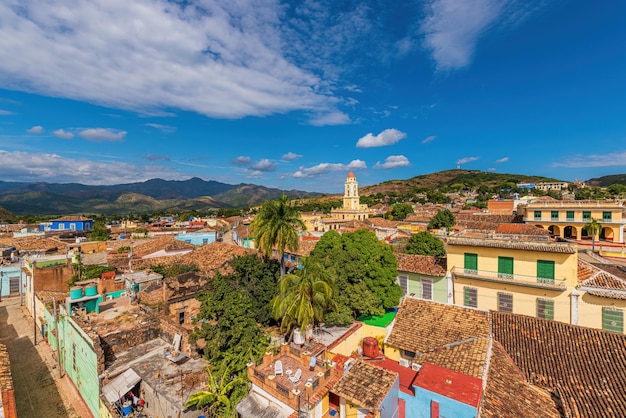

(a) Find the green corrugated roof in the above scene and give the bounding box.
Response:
[357,310,397,327]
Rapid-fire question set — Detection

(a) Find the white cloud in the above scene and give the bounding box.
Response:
[496,157,509,163]
[145,154,170,161]
[145,123,175,133]
[53,129,74,139]
[421,135,436,144]
[27,125,44,134]
[282,152,302,161]
[356,129,407,148]
[232,156,252,166]
[421,0,546,70]
[308,111,351,126]
[457,156,480,165]
[293,159,367,178]
[0,0,348,124]
[251,159,277,172]
[0,110,13,115]
[553,151,626,168]
[0,150,185,184]
[375,155,410,169]
[78,128,126,142]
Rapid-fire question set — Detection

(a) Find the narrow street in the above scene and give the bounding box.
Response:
[0,297,88,418]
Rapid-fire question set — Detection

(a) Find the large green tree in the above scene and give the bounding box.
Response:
[185,363,246,418]
[88,220,110,241]
[405,232,446,257]
[192,272,269,378]
[387,203,414,221]
[309,229,402,325]
[584,217,602,252]
[272,257,337,333]
[428,209,456,232]
[250,195,306,278]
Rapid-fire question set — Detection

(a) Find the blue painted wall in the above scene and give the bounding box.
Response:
[174,231,216,246]
[0,266,23,297]
[379,377,401,418]
[402,385,477,418]
[42,219,93,231]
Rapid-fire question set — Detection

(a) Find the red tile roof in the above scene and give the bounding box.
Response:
[495,223,550,236]
[332,360,398,412]
[413,363,483,408]
[481,341,561,417]
[492,311,626,417]
[395,253,447,276]
[386,298,490,355]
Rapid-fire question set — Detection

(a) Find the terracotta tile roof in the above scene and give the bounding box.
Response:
[492,311,626,418]
[0,236,67,252]
[365,218,400,228]
[395,253,447,276]
[292,239,317,257]
[495,223,550,236]
[448,237,576,254]
[455,214,522,224]
[416,337,489,379]
[131,235,195,257]
[234,224,251,239]
[0,343,14,393]
[578,259,626,299]
[386,298,489,354]
[51,215,92,221]
[332,360,397,411]
[481,341,561,418]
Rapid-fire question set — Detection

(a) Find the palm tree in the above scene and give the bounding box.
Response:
[185,365,245,418]
[250,195,306,278]
[584,217,602,252]
[272,257,337,333]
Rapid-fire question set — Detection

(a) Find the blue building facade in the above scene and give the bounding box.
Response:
[174,231,216,246]
[41,216,93,232]
[0,265,23,298]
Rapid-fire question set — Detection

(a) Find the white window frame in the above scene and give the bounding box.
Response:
[421,278,433,300]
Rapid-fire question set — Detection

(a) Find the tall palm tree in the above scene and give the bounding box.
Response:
[584,217,602,252]
[272,257,337,333]
[250,195,305,278]
[185,365,245,418]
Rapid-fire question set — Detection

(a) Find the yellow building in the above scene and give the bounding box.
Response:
[524,199,626,243]
[447,229,626,334]
[448,231,579,324]
[330,172,369,221]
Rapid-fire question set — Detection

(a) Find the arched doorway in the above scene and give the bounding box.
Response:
[548,225,560,237]
[564,226,575,239]
[601,227,614,241]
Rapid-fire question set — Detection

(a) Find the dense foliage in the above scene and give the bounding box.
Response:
[70,259,115,287]
[250,195,305,277]
[428,209,456,231]
[308,229,402,325]
[405,232,446,257]
[88,220,110,241]
[272,257,336,333]
[150,262,199,278]
[387,203,414,221]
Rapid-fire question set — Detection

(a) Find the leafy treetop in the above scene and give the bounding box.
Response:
[405,231,446,257]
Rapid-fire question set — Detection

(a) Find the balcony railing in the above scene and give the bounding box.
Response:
[524,217,622,224]
[451,267,567,290]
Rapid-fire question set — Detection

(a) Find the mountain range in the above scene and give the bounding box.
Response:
[0,170,625,217]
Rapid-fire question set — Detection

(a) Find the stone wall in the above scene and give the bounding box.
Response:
[159,317,196,357]
[99,316,161,364]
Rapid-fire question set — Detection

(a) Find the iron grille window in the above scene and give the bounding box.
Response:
[498,292,513,313]
[402,349,416,359]
[397,275,408,295]
[602,308,624,333]
[464,287,477,308]
[421,279,433,300]
[603,212,612,221]
[537,299,554,320]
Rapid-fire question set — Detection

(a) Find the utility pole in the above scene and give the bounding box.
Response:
[32,275,37,345]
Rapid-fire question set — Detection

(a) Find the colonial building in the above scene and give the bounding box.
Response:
[523,199,626,243]
[330,172,369,222]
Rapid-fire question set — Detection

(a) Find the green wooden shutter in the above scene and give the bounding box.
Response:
[498,257,514,278]
[464,253,478,272]
[537,299,554,320]
[603,308,624,333]
[537,260,555,284]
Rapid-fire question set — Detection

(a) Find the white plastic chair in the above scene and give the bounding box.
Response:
[274,360,283,376]
[289,368,302,383]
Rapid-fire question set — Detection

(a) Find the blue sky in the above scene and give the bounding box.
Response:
[0,0,625,193]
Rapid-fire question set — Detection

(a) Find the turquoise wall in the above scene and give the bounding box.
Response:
[0,266,23,297]
[59,306,100,418]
